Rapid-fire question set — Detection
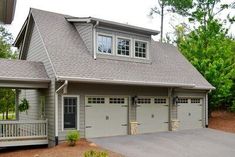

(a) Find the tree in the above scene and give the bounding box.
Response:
[150,0,193,42]
[0,25,17,120]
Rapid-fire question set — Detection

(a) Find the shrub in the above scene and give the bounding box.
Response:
[84,150,108,157]
[66,131,80,146]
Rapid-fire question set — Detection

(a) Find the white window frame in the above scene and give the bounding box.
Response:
[116,36,132,57]
[62,95,80,131]
[134,39,149,59]
[96,32,115,55]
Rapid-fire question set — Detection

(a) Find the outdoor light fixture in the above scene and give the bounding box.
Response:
[132,95,138,106]
[173,96,179,105]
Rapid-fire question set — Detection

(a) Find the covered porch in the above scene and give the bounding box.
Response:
[0,59,50,147]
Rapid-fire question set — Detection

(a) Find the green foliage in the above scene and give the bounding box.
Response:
[177,19,235,111]
[0,25,18,119]
[18,98,29,112]
[66,131,80,146]
[0,89,15,120]
[84,150,108,157]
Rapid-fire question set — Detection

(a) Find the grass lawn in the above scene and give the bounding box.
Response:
[0,139,124,157]
[209,110,235,133]
[0,112,16,120]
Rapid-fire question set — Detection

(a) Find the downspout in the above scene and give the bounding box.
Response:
[55,80,68,145]
[93,21,99,59]
[205,89,212,128]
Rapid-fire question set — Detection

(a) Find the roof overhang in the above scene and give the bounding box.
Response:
[57,76,196,88]
[0,79,50,89]
[0,0,16,24]
[66,17,160,36]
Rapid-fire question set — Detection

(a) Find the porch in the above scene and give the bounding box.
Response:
[0,119,48,147]
[0,59,50,147]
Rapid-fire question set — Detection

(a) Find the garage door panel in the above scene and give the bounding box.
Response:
[85,97,128,138]
[178,98,203,130]
[137,97,169,134]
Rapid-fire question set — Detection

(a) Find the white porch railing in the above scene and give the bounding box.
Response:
[0,119,48,142]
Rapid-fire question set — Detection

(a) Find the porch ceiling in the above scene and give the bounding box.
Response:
[0,59,50,89]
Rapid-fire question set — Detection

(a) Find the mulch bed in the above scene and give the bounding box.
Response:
[0,139,124,157]
[209,110,235,133]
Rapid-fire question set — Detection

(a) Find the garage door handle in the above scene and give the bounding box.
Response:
[86,126,92,128]
[85,105,92,107]
[198,119,202,121]
[137,123,141,125]
[163,105,169,106]
[136,105,141,107]
[164,122,169,123]
[121,124,127,126]
[121,105,128,107]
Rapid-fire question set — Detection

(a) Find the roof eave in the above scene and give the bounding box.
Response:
[57,76,196,88]
[0,76,51,83]
[66,17,160,36]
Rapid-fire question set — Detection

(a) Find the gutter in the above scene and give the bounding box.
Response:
[93,21,99,59]
[55,80,68,145]
[57,76,196,88]
[205,89,212,128]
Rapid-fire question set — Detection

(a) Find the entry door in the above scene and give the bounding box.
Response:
[64,97,77,129]
[136,97,169,134]
[85,96,128,138]
[178,98,203,130]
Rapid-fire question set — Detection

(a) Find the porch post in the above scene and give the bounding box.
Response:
[15,89,19,120]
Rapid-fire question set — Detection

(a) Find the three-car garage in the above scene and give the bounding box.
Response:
[84,95,204,138]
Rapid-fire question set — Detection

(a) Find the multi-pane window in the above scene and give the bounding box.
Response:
[191,98,201,103]
[117,38,130,56]
[88,97,105,104]
[135,41,147,58]
[109,98,125,104]
[154,98,167,104]
[97,35,113,54]
[178,98,188,103]
[137,98,151,104]
[64,97,77,129]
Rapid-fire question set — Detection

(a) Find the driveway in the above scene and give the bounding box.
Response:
[90,129,235,157]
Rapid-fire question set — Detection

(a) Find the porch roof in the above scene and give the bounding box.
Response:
[0,59,50,88]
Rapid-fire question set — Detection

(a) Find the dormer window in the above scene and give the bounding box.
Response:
[97,34,113,54]
[135,40,148,58]
[117,37,131,56]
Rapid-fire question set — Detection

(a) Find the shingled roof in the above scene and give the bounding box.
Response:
[19,8,214,90]
[0,59,49,82]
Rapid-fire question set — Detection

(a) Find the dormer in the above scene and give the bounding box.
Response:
[66,17,159,62]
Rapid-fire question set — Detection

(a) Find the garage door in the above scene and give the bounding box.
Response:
[136,97,169,134]
[85,96,128,138]
[178,98,203,130]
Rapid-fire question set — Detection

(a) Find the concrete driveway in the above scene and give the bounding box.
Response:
[90,129,235,157]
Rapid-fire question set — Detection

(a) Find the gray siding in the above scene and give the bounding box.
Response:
[74,23,93,54]
[19,89,41,120]
[20,19,56,146]
[57,83,168,140]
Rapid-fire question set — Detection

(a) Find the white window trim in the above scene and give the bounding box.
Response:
[115,36,132,57]
[96,32,115,55]
[133,39,149,59]
[62,95,80,131]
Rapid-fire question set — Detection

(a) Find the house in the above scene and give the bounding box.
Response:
[0,8,214,147]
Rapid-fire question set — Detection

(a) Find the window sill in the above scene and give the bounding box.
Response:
[96,53,152,64]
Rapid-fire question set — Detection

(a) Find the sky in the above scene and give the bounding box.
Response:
[4,0,235,41]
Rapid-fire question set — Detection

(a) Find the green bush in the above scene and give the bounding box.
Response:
[84,150,108,157]
[66,131,80,146]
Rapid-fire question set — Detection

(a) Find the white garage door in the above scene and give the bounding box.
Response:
[136,97,169,134]
[178,98,203,130]
[85,96,128,138]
